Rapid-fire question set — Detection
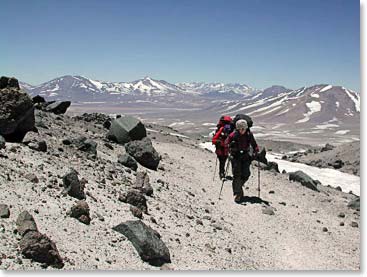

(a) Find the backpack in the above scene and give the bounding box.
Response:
[233,114,253,129]
[215,115,234,134]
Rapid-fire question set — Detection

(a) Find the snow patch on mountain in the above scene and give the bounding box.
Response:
[296,101,322,123]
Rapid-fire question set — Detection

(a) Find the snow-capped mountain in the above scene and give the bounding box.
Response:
[216,84,360,127]
[21,75,256,101]
[177,82,257,97]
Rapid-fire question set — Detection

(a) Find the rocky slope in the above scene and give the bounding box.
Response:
[280,142,360,176]
[0,108,360,270]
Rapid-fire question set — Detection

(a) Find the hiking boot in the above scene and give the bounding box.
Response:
[234,194,242,203]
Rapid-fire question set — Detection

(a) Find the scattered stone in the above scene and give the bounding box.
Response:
[134,171,153,196]
[322,227,328,232]
[347,197,360,210]
[62,168,86,200]
[289,171,319,191]
[350,222,358,228]
[268,190,275,194]
[321,143,335,152]
[338,212,345,218]
[119,189,148,213]
[68,200,91,225]
[196,219,203,225]
[112,220,171,266]
[130,206,143,219]
[125,137,161,170]
[107,116,147,144]
[0,204,10,218]
[340,222,345,226]
[117,153,138,171]
[72,136,97,155]
[27,140,47,152]
[16,211,39,236]
[24,173,39,183]
[279,202,286,206]
[262,207,275,215]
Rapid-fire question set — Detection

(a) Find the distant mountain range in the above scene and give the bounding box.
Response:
[19,75,360,135]
[20,75,258,100]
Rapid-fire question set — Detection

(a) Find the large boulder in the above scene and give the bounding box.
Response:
[0,77,35,142]
[125,137,160,170]
[19,231,64,268]
[117,153,138,171]
[289,171,320,191]
[62,168,86,200]
[44,101,71,114]
[112,220,171,266]
[107,116,146,144]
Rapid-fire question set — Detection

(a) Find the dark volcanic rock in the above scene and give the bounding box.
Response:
[119,189,148,213]
[32,95,46,104]
[73,112,111,127]
[130,206,143,219]
[27,140,47,152]
[0,204,10,218]
[0,77,35,142]
[45,101,71,114]
[125,137,160,170]
[68,200,91,225]
[16,211,38,236]
[321,143,335,152]
[347,197,360,210]
[112,220,171,266]
[107,116,146,144]
[62,168,86,200]
[289,171,320,192]
[264,161,280,173]
[117,153,138,171]
[0,76,19,89]
[72,137,97,155]
[20,231,64,268]
[134,171,153,196]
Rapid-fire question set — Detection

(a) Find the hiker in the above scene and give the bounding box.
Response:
[225,119,259,203]
[212,116,234,179]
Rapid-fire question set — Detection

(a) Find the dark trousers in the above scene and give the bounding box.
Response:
[218,156,227,177]
[231,158,251,196]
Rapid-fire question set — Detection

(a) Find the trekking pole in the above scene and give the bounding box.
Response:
[218,158,231,200]
[257,159,261,198]
[213,158,218,181]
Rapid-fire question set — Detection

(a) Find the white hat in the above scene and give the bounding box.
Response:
[236,119,248,130]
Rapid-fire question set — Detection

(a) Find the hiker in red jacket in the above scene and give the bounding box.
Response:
[225,119,259,203]
[212,116,234,179]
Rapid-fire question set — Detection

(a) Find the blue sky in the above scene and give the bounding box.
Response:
[1,0,360,91]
